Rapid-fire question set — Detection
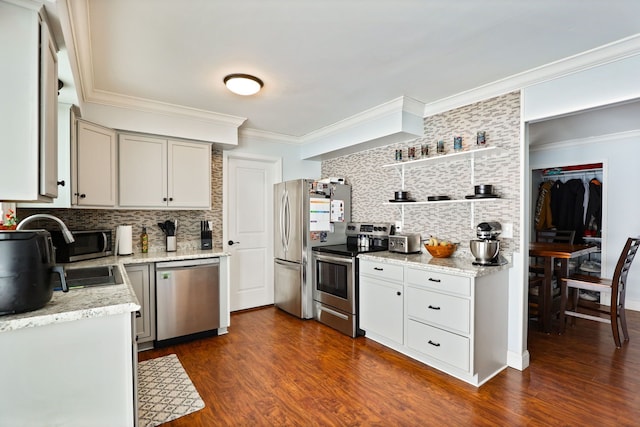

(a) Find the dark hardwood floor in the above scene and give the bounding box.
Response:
[139,306,640,426]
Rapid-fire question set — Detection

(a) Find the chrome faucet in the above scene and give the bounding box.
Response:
[16,214,75,243]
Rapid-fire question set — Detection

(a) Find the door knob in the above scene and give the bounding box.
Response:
[228,240,239,246]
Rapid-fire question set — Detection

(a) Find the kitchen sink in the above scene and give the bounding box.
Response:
[54,265,124,290]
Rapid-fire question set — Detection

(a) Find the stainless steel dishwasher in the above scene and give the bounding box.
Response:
[155,258,220,344]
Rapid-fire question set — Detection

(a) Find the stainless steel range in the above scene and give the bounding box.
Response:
[312,222,393,337]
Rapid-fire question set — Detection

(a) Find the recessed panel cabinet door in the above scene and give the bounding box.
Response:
[118,136,210,209]
[125,264,154,343]
[360,275,404,345]
[118,134,167,207]
[39,16,59,199]
[167,140,211,208]
[76,120,117,206]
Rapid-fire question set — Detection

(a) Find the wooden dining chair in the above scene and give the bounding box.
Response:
[560,237,640,347]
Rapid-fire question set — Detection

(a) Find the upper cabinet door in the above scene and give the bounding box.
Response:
[118,134,167,208]
[0,3,58,203]
[167,140,211,208]
[76,120,117,206]
[118,134,211,209]
[39,14,59,199]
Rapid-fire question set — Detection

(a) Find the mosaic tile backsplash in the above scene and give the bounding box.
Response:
[18,148,224,253]
[322,91,521,255]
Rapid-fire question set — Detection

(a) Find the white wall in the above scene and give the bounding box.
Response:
[530,130,640,309]
[233,134,321,182]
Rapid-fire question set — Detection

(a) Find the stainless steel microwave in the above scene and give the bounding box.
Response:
[50,229,113,263]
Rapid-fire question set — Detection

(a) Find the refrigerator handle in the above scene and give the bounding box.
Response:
[284,190,290,252]
[281,189,289,252]
[280,190,285,250]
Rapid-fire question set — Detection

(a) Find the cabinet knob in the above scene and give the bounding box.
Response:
[79,193,86,199]
[396,291,401,296]
[169,197,173,201]
[163,197,167,201]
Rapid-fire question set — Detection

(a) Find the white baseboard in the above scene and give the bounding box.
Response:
[507,349,530,371]
[625,298,640,312]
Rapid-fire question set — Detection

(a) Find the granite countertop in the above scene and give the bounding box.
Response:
[0,248,229,333]
[358,250,512,278]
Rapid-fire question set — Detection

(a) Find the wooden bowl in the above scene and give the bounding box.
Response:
[425,243,458,258]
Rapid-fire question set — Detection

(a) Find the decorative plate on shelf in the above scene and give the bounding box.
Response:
[464,194,500,199]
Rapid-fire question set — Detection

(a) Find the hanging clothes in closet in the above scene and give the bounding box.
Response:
[534,180,554,231]
[534,175,602,242]
[551,179,585,242]
[585,178,602,233]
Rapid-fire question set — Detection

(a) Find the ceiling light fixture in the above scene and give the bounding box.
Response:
[223,74,264,96]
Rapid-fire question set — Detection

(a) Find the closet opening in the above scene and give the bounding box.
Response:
[531,162,604,304]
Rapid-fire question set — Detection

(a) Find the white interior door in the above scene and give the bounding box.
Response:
[225,153,281,311]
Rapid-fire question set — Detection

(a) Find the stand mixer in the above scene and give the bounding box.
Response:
[470,222,507,266]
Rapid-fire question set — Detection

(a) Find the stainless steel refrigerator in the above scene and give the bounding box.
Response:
[274,179,351,319]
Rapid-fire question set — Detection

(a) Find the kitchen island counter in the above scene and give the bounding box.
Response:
[0,248,229,426]
[0,248,229,333]
[359,250,511,278]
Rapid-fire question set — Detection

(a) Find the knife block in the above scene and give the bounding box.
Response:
[201,230,212,250]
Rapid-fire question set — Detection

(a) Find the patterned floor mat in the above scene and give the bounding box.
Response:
[138,354,205,427]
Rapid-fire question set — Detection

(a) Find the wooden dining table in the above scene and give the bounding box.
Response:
[529,242,599,333]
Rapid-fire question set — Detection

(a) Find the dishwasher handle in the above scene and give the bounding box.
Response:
[156,258,220,270]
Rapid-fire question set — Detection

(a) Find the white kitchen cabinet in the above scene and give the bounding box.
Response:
[125,263,155,348]
[359,257,509,386]
[0,313,137,426]
[119,133,212,209]
[359,259,404,346]
[406,266,508,386]
[0,2,58,202]
[75,119,117,206]
[18,103,74,209]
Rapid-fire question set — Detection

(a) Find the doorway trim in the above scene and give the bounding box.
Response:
[222,151,283,309]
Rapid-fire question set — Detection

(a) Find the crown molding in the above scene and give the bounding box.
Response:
[423,33,640,118]
[86,88,246,126]
[238,128,301,144]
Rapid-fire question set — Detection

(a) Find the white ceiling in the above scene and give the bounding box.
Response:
[52,0,640,139]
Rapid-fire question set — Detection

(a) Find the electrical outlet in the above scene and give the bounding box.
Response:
[394,221,402,233]
[502,222,513,239]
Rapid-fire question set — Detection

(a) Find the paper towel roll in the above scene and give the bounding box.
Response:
[117,225,133,255]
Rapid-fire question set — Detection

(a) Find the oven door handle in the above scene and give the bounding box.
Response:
[314,253,354,265]
[317,304,349,320]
